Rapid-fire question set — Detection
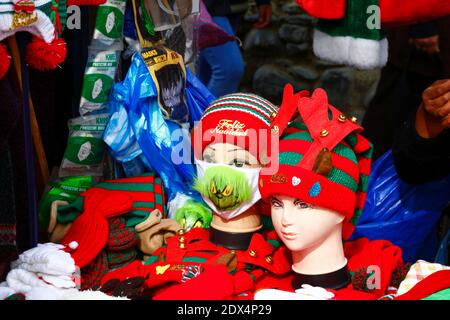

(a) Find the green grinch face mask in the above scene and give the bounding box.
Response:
[194,160,261,220]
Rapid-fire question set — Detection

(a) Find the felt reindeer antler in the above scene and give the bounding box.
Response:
[269,84,310,138]
[296,88,363,174]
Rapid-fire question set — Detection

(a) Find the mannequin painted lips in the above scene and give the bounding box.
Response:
[281,231,298,241]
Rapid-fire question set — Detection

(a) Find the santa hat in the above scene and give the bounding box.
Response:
[192,93,279,165]
[0,0,67,71]
[296,0,450,69]
[259,85,373,240]
[313,0,387,70]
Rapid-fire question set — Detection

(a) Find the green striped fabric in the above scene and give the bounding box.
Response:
[278,122,373,232]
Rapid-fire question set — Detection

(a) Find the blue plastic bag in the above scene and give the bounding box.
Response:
[103,52,214,213]
[435,230,450,265]
[351,150,450,263]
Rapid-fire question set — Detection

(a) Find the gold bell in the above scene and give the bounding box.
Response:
[178,242,186,249]
[271,125,279,135]
[178,236,185,243]
[338,114,347,122]
[249,250,257,257]
[320,129,329,137]
[270,112,277,120]
[177,229,185,236]
[350,116,358,123]
[265,255,273,264]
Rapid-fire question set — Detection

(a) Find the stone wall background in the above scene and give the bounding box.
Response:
[237,0,381,123]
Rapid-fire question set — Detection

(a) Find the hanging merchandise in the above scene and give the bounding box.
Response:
[79,49,121,116]
[184,67,215,127]
[141,45,188,124]
[59,113,110,177]
[351,151,450,263]
[130,0,157,49]
[104,49,214,217]
[147,0,181,32]
[177,0,198,72]
[91,0,127,50]
[128,0,200,72]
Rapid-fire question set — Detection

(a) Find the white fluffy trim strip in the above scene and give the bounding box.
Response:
[313,29,388,70]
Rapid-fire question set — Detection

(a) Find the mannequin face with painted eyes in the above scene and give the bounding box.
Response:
[202,143,261,168]
[269,195,345,253]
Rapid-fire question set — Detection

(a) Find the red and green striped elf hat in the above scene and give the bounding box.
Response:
[192,93,279,164]
[259,87,373,240]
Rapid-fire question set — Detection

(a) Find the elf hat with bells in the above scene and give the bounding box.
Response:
[259,85,373,240]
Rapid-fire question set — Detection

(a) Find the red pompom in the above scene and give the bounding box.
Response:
[0,43,11,80]
[25,37,67,71]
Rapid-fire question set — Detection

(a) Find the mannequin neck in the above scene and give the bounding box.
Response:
[291,223,348,282]
[210,206,262,250]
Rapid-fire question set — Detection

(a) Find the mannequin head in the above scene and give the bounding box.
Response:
[269,195,344,253]
[202,142,259,168]
[192,93,278,249]
[258,87,375,287]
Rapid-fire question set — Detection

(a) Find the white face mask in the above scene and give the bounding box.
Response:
[195,159,262,220]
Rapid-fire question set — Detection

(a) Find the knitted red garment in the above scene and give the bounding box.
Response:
[100,260,205,292]
[191,92,279,164]
[252,238,404,300]
[81,250,109,290]
[61,189,134,268]
[153,265,235,300]
[101,261,147,286]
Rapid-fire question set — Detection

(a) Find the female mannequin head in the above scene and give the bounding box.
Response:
[269,195,344,253]
[193,93,278,249]
[259,87,374,288]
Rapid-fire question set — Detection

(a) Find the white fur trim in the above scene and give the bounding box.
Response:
[313,29,388,70]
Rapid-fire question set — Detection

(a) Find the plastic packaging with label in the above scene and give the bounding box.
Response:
[92,0,127,49]
[79,49,120,116]
[59,114,111,178]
